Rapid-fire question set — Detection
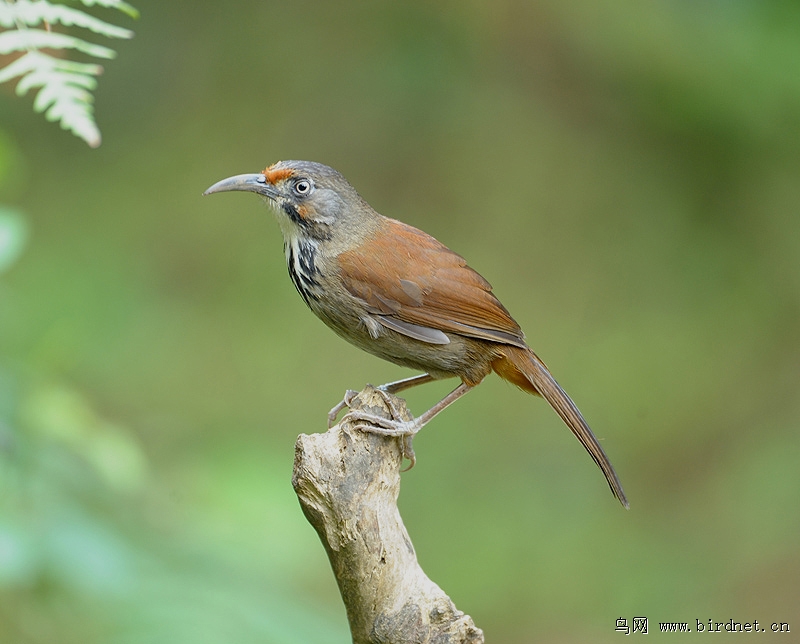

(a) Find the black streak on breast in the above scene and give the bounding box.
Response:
[287,240,321,306]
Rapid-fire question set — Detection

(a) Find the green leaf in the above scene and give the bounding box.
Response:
[0,51,103,147]
[0,208,29,274]
[0,28,118,58]
[0,52,103,85]
[0,0,134,39]
[0,0,137,147]
[78,0,140,20]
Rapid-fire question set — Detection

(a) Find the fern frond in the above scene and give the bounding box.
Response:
[0,27,118,58]
[77,0,139,20]
[0,0,134,38]
[1,50,103,146]
[0,0,136,148]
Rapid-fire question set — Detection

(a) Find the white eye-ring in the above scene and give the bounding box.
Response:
[293,178,313,196]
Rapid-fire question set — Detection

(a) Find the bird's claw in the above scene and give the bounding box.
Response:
[401,436,416,470]
[340,410,418,435]
[328,389,359,428]
[342,413,420,469]
[331,387,419,469]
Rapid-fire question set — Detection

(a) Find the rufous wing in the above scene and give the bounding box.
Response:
[337,218,527,348]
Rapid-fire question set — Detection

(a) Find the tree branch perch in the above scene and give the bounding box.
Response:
[292,385,484,644]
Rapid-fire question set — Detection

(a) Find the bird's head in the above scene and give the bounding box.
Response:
[204,160,375,244]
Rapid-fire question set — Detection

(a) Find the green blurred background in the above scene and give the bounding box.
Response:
[2,1,799,642]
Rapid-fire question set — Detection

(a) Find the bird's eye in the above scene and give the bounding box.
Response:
[293,179,312,196]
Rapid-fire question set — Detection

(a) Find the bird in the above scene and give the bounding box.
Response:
[204,160,628,508]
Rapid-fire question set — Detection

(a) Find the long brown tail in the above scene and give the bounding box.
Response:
[492,345,629,508]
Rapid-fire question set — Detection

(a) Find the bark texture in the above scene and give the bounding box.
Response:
[292,386,484,644]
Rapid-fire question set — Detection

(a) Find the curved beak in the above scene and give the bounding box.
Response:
[203,173,279,198]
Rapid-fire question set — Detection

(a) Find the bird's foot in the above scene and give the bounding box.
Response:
[327,389,359,428]
[332,387,419,468]
[340,408,421,436]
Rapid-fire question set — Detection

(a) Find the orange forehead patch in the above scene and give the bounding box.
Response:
[261,164,295,184]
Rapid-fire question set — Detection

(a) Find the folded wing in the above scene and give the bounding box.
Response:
[337,218,527,349]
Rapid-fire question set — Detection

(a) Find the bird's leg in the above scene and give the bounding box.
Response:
[330,375,470,470]
[350,387,420,468]
[379,373,437,395]
[327,373,435,427]
[341,382,473,439]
